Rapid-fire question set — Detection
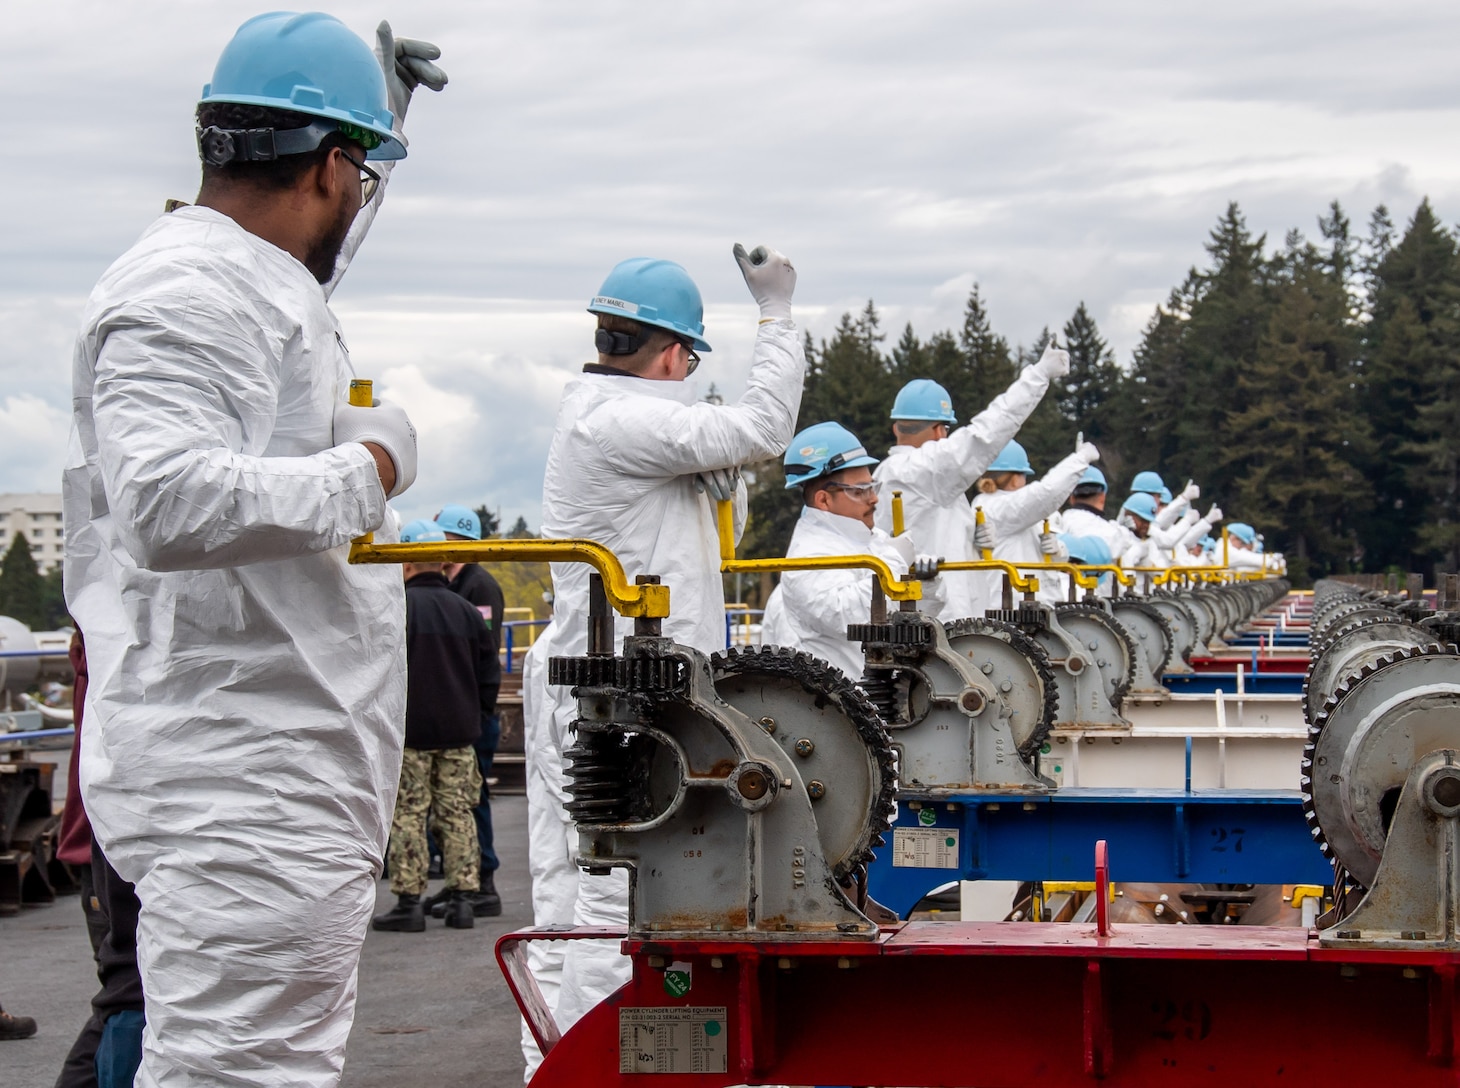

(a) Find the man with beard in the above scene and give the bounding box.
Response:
[62,14,446,1086]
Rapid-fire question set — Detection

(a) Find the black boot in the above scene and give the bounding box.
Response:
[442,890,475,929]
[372,893,426,933]
[430,873,502,919]
[0,1004,37,1040]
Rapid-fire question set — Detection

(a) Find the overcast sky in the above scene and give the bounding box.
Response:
[6,1,1460,531]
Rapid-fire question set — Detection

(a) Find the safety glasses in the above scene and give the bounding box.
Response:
[340,150,381,203]
[827,481,879,502]
[678,339,701,377]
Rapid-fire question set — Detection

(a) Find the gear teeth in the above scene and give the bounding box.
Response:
[711,643,897,885]
[943,615,1059,759]
[1055,603,1139,707]
[1112,598,1176,676]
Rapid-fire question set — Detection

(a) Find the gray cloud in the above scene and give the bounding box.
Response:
[5,0,1460,531]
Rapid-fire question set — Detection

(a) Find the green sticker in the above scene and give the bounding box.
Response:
[918,808,937,827]
[945,836,956,848]
[664,961,692,997]
[703,1020,722,1037]
[1040,742,1052,755]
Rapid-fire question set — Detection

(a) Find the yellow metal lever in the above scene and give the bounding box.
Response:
[891,491,905,537]
[715,499,923,602]
[350,379,375,546]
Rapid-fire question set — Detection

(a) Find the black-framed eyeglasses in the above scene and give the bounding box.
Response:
[677,338,701,377]
[340,149,381,203]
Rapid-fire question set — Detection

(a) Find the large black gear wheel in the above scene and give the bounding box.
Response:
[846,621,932,647]
[942,616,1057,759]
[711,645,897,885]
[1300,615,1441,724]
[1300,643,1460,885]
[549,654,687,693]
[1054,603,1138,706]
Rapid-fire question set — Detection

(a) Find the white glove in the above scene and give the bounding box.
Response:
[733,244,796,321]
[694,466,741,502]
[375,21,448,128]
[334,396,418,498]
[1182,479,1200,502]
[911,556,942,581]
[1034,339,1071,380]
[1039,531,1068,560]
[1077,441,1099,463]
[973,518,996,554]
[1206,505,1223,522]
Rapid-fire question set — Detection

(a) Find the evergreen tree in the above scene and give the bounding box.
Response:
[0,533,44,629]
[1059,302,1121,447]
[507,515,532,538]
[39,565,68,630]
[1014,326,1073,473]
[1225,244,1372,584]
[957,286,1018,412]
[472,504,502,538]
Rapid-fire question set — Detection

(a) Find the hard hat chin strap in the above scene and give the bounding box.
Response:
[595,328,646,356]
[196,121,338,167]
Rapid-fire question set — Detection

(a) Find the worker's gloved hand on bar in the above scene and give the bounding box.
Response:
[694,466,740,502]
[375,21,448,127]
[734,243,796,322]
[1039,531,1068,560]
[333,395,418,498]
[973,518,996,554]
[910,556,942,581]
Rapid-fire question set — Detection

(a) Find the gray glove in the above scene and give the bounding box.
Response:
[1034,339,1071,380]
[973,518,996,554]
[733,244,796,321]
[1039,531,1068,560]
[694,466,741,502]
[375,21,448,127]
[911,556,942,581]
[333,396,418,498]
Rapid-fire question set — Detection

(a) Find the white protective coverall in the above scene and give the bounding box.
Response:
[63,172,405,1088]
[760,506,946,679]
[970,447,1097,606]
[521,321,804,1069]
[872,366,1054,620]
[1061,502,1137,597]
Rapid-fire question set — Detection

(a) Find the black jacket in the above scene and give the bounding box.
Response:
[404,572,500,749]
[449,562,505,658]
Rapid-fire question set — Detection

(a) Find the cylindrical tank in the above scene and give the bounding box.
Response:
[0,616,75,699]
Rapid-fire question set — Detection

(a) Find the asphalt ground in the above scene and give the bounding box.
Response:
[2,794,532,1087]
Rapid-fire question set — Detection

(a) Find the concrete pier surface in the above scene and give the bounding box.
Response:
[3,795,533,1087]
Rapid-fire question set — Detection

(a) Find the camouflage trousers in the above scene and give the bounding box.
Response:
[388,746,482,896]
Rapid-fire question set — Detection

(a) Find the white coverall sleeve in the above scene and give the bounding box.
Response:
[323,160,395,300]
[1177,512,1215,551]
[91,297,387,572]
[592,319,805,476]
[893,365,1052,507]
[1150,508,1199,550]
[980,450,1092,538]
[1153,492,1190,531]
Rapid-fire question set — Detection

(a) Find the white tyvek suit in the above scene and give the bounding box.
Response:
[1061,503,1137,597]
[759,506,945,679]
[63,177,404,1088]
[522,321,804,1074]
[872,366,1052,621]
[970,449,1096,606]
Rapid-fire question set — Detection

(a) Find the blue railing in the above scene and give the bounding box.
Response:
[725,608,764,649]
[501,619,550,673]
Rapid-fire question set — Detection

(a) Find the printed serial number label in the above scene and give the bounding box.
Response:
[618,1006,727,1074]
[892,826,960,868]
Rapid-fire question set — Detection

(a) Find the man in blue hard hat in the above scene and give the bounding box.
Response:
[429,503,505,919]
[760,422,944,678]
[61,14,446,1086]
[873,343,1070,619]
[520,244,803,1072]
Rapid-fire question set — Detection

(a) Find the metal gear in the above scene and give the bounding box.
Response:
[1300,615,1440,723]
[548,654,687,693]
[1054,603,1138,707]
[942,617,1057,759]
[846,621,933,647]
[1301,644,1460,887]
[1110,598,1175,680]
[711,645,897,884]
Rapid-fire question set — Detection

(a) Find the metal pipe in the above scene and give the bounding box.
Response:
[891,491,905,537]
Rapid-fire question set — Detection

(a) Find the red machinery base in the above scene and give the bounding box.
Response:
[501,919,1460,1086]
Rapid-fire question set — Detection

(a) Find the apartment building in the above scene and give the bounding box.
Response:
[0,493,64,574]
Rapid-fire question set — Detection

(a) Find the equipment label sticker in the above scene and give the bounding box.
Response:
[893,826,960,868]
[619,1006,727,1074]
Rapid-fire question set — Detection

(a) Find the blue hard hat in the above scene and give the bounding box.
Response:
[401,518,447,543]
[783,422,879,488]
[1228,522,1257,546]
[1061,533,1112,567]
[1121,492,1159,521]
[987,440,1034,475]
[200,12,405,161]
[587,258,711,352]
[1078,465,1107,490]
[434,504,482,540]
[1159,486,1173,504]
[891,379,957,424]
[1131,470,1165,495]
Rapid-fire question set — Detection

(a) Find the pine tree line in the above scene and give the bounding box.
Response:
[741,198,1460,587]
